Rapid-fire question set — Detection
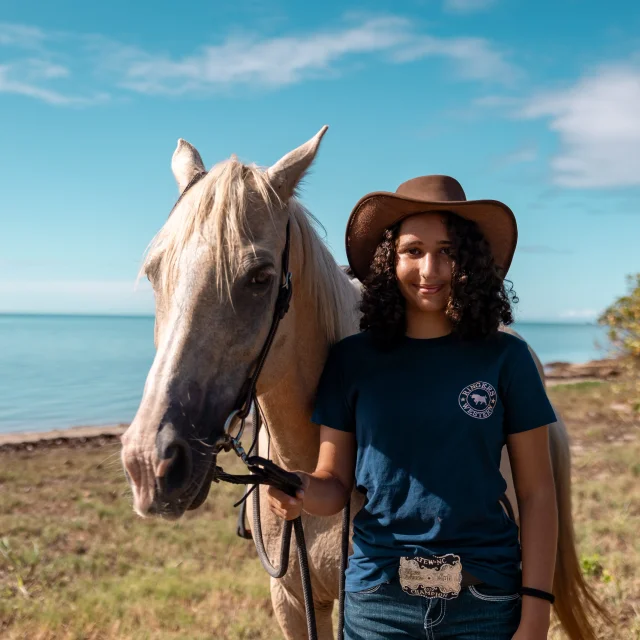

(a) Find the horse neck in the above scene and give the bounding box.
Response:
[255,224,360,472]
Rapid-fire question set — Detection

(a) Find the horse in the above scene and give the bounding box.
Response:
[120,127,604,640]
[470,393,488,406]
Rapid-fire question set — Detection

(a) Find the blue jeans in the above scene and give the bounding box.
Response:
[344,577,521,640]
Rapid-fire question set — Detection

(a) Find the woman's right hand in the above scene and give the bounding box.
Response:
[267,472,310,521]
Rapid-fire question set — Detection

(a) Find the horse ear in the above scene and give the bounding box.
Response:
[171,139,206,194]
[267,126,328,202]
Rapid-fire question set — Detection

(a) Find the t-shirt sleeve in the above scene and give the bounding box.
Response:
[310,342,356,433]
[501,338,557,435]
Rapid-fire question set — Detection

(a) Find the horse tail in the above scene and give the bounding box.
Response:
[549,418,612,639]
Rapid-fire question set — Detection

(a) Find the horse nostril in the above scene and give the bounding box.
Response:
[157,439,192,496]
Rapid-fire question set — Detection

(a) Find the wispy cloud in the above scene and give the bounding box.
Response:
[0,22,108,105]
[443,0,499,15]
[114,17,410,93]
[519,64,640,188]
[491,144,537,171]
[0,60,107,106]
[390,34,518,84]
[0,280,153,314]
[559,309,599,320]
[0,22,46,49]
[503,146,537,165]
[106,16,518,94]
[0,17,518,104]
[474,95,520,108]
[0,280,151,294]
[477,61,640,188]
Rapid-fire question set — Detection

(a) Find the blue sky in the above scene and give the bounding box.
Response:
[1,0,639,321]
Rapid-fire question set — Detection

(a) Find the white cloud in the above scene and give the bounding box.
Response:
[0,62,71,105]
[443,0,499,14]
[518,65,640,188]
[390,35,517,83]
[492,144,537,170]
[503,146,536,165]
[116,17,409,93]
[0,23,109,105]
[0,281,154,315]
[0,280,151,295]
[0,17,517,104]
[103,17,518,95]
[0,22,46,49]
[474,95,520,108]
[0,62,107,106]
[558,309,599,320]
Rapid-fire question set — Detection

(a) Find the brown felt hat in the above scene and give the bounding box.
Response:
[345,175,518,282]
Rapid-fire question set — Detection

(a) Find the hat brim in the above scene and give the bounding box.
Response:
[345,191,518,282]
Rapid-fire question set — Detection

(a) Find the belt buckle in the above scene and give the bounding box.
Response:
[398,554,463,600]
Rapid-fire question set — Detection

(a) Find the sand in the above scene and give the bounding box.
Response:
[0,424,127,452]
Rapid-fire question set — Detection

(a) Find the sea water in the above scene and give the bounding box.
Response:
[0,314,611,434]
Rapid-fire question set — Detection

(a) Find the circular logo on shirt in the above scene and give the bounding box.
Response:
[458,381,497,420]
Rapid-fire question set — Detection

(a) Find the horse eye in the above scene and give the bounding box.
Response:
[250,270,273,286]
[144,256,162,283]
[145,266,159,284]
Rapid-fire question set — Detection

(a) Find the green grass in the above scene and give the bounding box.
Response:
[0,449,278,639]
[0,374,638,639]
[550,380,607,392]
[547,377,640,639]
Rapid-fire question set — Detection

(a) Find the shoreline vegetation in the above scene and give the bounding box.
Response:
[1,358,638,639]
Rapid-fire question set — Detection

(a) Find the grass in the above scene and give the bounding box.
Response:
[550,380,606,392]
[1,375,638,639]
[0,448,275,639]
[546,377,640,639]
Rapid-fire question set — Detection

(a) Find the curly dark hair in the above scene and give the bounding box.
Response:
[359,211,518,346]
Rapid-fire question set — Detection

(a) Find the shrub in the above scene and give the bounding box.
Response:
[599,274,640,358]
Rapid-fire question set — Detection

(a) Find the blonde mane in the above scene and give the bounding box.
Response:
[143,156,358,344]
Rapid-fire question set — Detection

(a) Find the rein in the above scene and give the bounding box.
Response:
[170,171,348,640]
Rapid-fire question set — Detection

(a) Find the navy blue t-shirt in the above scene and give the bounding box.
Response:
[311,330,556,593]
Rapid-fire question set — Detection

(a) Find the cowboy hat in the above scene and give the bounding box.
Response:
[345,175,518,282]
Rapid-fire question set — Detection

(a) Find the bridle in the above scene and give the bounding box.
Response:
[168,169,293,456]
[166,169,347,640]
[214,217,292,456]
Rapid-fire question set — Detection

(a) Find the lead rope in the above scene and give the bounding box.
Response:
[216,398,349,640]
[251,399,350,640]
[337,500,350,640]
[214,400,318,640]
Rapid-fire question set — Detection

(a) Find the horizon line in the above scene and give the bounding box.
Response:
[0,311,601,326]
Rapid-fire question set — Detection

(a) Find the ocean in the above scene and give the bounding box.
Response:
[0,314,612,435]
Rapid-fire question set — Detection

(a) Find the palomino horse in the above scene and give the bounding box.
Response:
[121,127,603,639]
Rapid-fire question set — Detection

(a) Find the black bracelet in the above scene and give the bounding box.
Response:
[519,586,555,604]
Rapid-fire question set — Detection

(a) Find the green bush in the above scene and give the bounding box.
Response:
[599,274,640,358]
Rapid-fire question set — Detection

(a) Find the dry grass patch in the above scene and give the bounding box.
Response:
[0,371,638,638]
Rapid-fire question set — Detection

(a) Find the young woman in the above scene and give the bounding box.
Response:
[268,175,558,640]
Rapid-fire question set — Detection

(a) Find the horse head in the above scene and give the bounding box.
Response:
[120,128,329,519]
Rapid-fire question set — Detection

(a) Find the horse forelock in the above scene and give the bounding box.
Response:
[141,155,359,344]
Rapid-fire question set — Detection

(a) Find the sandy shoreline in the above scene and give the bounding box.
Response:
[0,424,127,450]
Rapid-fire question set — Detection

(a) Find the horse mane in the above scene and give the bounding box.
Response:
[143,156,359,344]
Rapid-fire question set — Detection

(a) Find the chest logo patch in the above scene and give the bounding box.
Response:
[459,381,497,419]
